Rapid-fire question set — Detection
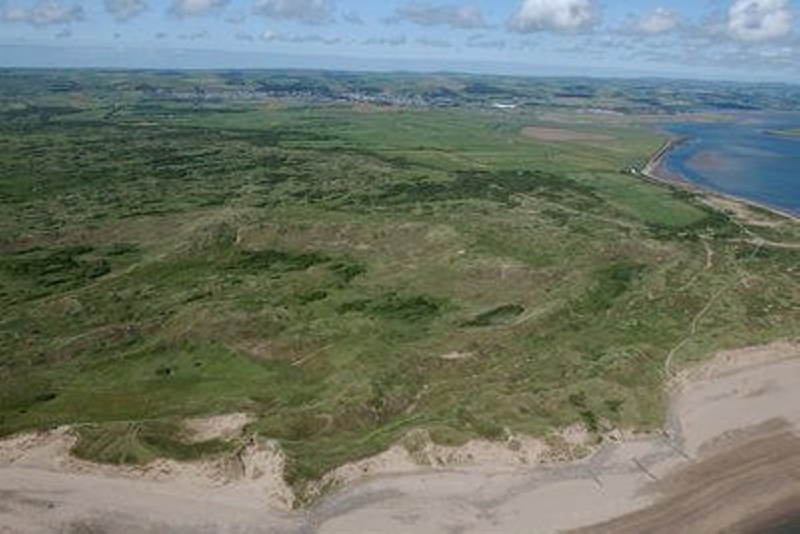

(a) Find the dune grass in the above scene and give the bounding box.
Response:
[1,71,798,498]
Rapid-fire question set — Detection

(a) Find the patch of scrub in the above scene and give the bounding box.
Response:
[462,304,525,327]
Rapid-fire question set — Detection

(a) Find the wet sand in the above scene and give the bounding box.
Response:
[1,341,798,533]
[572,419,800,534]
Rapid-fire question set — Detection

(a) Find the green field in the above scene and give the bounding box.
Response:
[1,70,798,498]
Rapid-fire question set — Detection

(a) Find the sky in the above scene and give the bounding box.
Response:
[1,0,799,82]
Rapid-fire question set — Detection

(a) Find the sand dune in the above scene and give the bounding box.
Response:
[1,341,798,534]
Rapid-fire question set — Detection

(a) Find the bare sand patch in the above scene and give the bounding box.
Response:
[183,412,254,442]
[572,419,800,534]
[0,427,263,534]
[439,350,472,360]
[521,126,613,143]
[1,341,799,534]
[671,340,800,456]
[0,424,296,521]
[570,341,800,533]
[305,429,557,506]
[701,194,793,228]
[319,341,800,534]
[675,340,798,382]
[0,426,75,469]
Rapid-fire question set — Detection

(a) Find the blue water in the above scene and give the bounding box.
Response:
[661,113,800,216]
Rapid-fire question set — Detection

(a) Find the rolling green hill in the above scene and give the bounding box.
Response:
[1,70,798,498]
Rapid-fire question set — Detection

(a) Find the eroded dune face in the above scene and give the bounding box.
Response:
[1,342,798,534]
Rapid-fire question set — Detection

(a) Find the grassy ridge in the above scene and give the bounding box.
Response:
[1,71,798,497]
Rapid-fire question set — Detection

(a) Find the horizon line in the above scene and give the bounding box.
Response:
[2,43,799,86]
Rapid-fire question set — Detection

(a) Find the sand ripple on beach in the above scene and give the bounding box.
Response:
[572,419,800,534]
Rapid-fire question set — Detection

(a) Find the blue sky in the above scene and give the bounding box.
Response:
[1,0,799,81]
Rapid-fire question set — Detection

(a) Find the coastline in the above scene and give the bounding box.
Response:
[640,137,800,223]
[1,341,799,534]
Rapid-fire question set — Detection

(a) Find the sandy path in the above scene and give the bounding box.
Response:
[1,341,798,534]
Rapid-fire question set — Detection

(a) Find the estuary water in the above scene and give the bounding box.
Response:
[661,113,800,216]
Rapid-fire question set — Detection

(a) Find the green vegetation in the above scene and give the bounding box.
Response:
[1,70,798,500]
[463,304,525,327]
[72,421,230,465]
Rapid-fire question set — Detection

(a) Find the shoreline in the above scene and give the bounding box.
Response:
[1,341,799,534]
[640,137,800,223]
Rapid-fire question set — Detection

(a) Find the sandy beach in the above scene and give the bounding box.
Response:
[1,340,798,534]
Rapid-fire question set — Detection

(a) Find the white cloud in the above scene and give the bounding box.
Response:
[258,30,341,45]
[1,0,84,26]
[416,37,453,47]
[287,34,340,44]
[252,0,333,25]
[224,11,245,23]
[364,35,407,46]
[342,9,363,25]
[171,0,228,17]
[466,34,506,49]
[394,2,486,30]
[1,4,29,22]
[728,0,792,42]
[105,0,147,22]
[509,0,595,32]
[635,7,680,35]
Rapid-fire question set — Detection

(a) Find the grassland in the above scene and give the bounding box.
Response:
[1,70,798,498]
